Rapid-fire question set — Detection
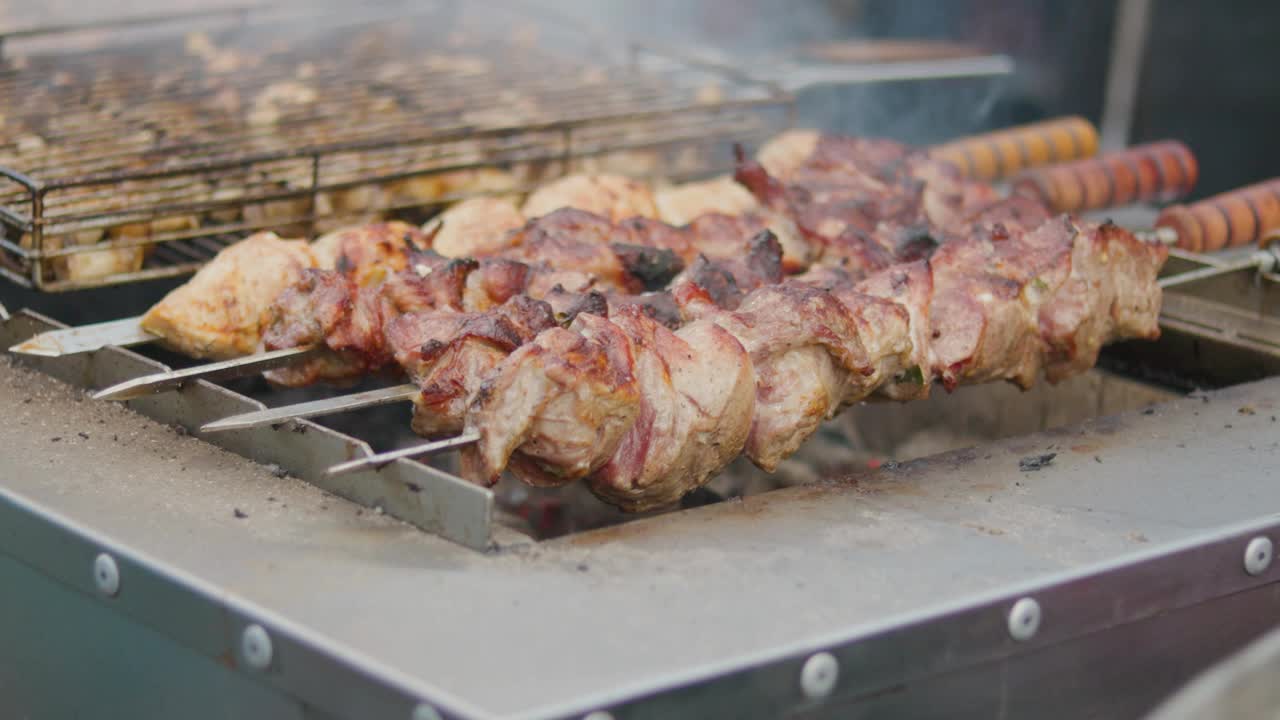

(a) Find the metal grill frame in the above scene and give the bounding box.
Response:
[0,2,794,292]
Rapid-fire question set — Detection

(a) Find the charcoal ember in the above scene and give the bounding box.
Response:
[1018,453,1057,472]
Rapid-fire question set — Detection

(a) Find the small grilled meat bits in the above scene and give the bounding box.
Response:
[460,215,1167,511]
[653,176,813,272]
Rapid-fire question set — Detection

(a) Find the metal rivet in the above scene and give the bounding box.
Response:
[92,553,120,597]
[412,704,443,720]
[1007,597,1041,641]
[241,624,273,671]
[582,712,614,720]
[799,651,839,700]
[1245,536,1273,576]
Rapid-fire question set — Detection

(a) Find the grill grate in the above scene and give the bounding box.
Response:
[0,1,792,291]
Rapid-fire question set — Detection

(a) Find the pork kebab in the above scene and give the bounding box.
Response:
[325,213,1167,514]
[91,208,788,402]
[258,222,784,438]
[736,133,1055,275]
[13,127,1055,360]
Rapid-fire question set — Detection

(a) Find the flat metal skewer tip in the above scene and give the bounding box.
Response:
[324,431,480,478]
[201,383,419,433]
[8,316,154,357]
[92,345,321,401]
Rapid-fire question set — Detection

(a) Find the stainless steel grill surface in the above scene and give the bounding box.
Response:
[4,327,1280,718]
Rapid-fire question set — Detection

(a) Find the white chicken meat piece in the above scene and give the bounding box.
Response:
[654,175,760,225]
[755,129,820,180]
[521,174,659,222]
[140,232,318,359]
[425,197,527,258]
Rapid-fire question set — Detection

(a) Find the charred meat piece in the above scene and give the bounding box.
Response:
[502,208,647,293]
[670,229,785,310]
[606,291,683,330]
[607,243,685,291]
[685,211,810,274]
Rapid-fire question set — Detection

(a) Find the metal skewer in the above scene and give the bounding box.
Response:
[323,431,481,477]
[198,227,1187,430]
[201,383,419,433]
[9,223,1184,361]
[4,120,1109,361]
[316,244,1252,481]
[92,345,322,401]
[9,315,153,357]
[73,222,1218,406]
[1157,246,1279,290]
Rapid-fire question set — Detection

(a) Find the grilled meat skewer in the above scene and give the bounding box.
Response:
[201,230,787,434]
[249,210,787,386]
[735,138,1053,277]
[139,222,433,360]
[439,215,1166,511]
[24,196,794,359]
[13,126,1037,358]
[97,216,782,402]
[262,230,784,436]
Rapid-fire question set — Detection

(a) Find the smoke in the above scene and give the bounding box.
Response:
[2,0,1047,145]
[522,0,1033,144]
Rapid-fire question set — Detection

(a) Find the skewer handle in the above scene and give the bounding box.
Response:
[1155,177,1280,252]
[1011,141,1197,213]
[929,116,1099,181]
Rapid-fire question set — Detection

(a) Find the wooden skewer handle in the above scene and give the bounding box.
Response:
[929,116,1099,181]
[1155,177,1280,252]
[1011,141,1198,213]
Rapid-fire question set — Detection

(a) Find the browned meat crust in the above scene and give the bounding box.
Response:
[464,216,1167,510]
